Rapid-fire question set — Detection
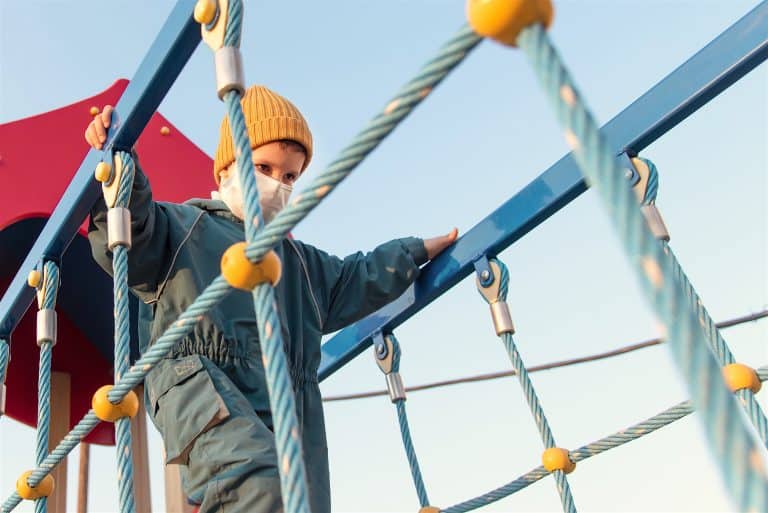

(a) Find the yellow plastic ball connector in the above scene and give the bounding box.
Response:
[722,363,762,394]
[27,270,41,288]
[16,471,54,500]
[160,126,171,136]
[466,0,553,47]
[221,243,282,290]
[194,0,217,25]
[89,106,100,116]
[419,507,441,513]
[542,447,576,474]
[92,385,139,422]
[94,161,112,183]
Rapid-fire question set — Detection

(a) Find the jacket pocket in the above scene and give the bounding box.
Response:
[147,355,230,465]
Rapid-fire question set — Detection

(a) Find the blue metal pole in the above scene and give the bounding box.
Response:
[318,1,768,381]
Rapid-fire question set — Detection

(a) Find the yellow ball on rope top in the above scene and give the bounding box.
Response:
[466,0,553,47]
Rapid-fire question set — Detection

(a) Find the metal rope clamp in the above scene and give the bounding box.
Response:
[31,264,59,347]
[629,157,670,242]
[101,151,133,250]
[475,259,515,336]
[107,207,132,250]
[100,152,127,209]
[36,309,57,348]
[373,333,406,402]
[197,0,245,100]
[215,47,245,100]
[199,0,230,51]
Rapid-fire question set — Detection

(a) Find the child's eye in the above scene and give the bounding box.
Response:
[284,173,297,184]
[254,164,270,175]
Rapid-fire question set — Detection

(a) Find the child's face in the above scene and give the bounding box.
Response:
[219,141,306,186]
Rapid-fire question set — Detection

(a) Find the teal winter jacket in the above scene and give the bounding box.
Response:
[88,159,427,511]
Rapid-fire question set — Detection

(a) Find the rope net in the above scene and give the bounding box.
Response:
[1,1,766,512]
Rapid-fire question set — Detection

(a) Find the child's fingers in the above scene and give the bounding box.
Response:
[440,228,458,249]
[100,105,113,128]
[94,117,107,143]
[424,228,459,260]
[85,123,102,150]
[84,105,114,150]
[91,105,113,145]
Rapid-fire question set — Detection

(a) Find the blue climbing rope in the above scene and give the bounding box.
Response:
[516,23,768,510]
[638,158,659,206]
[0,338,8,411]
[112,151,137,513]
[252,283,309,512]
[1,413,100,513]
[441,399,696,513]
[243,24,481,264]
[639,157,768,447]
[477,258,576,513]
[33,342,52,513]
[396,402,430,507]
[7,6,763,513]
[385,335,430,507]
[106,22,480,403]
[33,261,59,513]
[0,15,499,513]
[444,361,768,512]
[218,1,310,509]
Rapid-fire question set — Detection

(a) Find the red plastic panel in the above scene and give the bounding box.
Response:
[0,80,214,444]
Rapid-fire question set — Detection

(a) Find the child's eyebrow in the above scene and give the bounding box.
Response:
[251,156,273,166]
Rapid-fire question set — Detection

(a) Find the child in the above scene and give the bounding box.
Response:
[86,85,457,513]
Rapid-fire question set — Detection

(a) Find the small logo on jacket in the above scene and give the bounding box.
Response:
[174,362,197,377]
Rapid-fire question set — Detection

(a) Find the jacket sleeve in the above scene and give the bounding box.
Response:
[87,153,171,298]
[300,237,428,334]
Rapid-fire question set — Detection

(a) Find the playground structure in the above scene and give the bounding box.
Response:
[0,0,767,512]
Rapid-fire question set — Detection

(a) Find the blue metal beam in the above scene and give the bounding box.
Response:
[318,1,768,381]
[0,0,200,337]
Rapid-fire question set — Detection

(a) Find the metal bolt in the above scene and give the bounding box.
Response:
[624,169,634,180]
[375,342,387,359]
[480,270,490,282]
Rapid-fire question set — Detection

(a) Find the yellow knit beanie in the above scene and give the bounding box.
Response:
[213,85,313,184]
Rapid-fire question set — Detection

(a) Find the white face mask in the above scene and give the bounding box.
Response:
[218,164,293,223]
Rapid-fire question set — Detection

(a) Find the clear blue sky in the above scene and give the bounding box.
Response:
[1,1,766,512]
